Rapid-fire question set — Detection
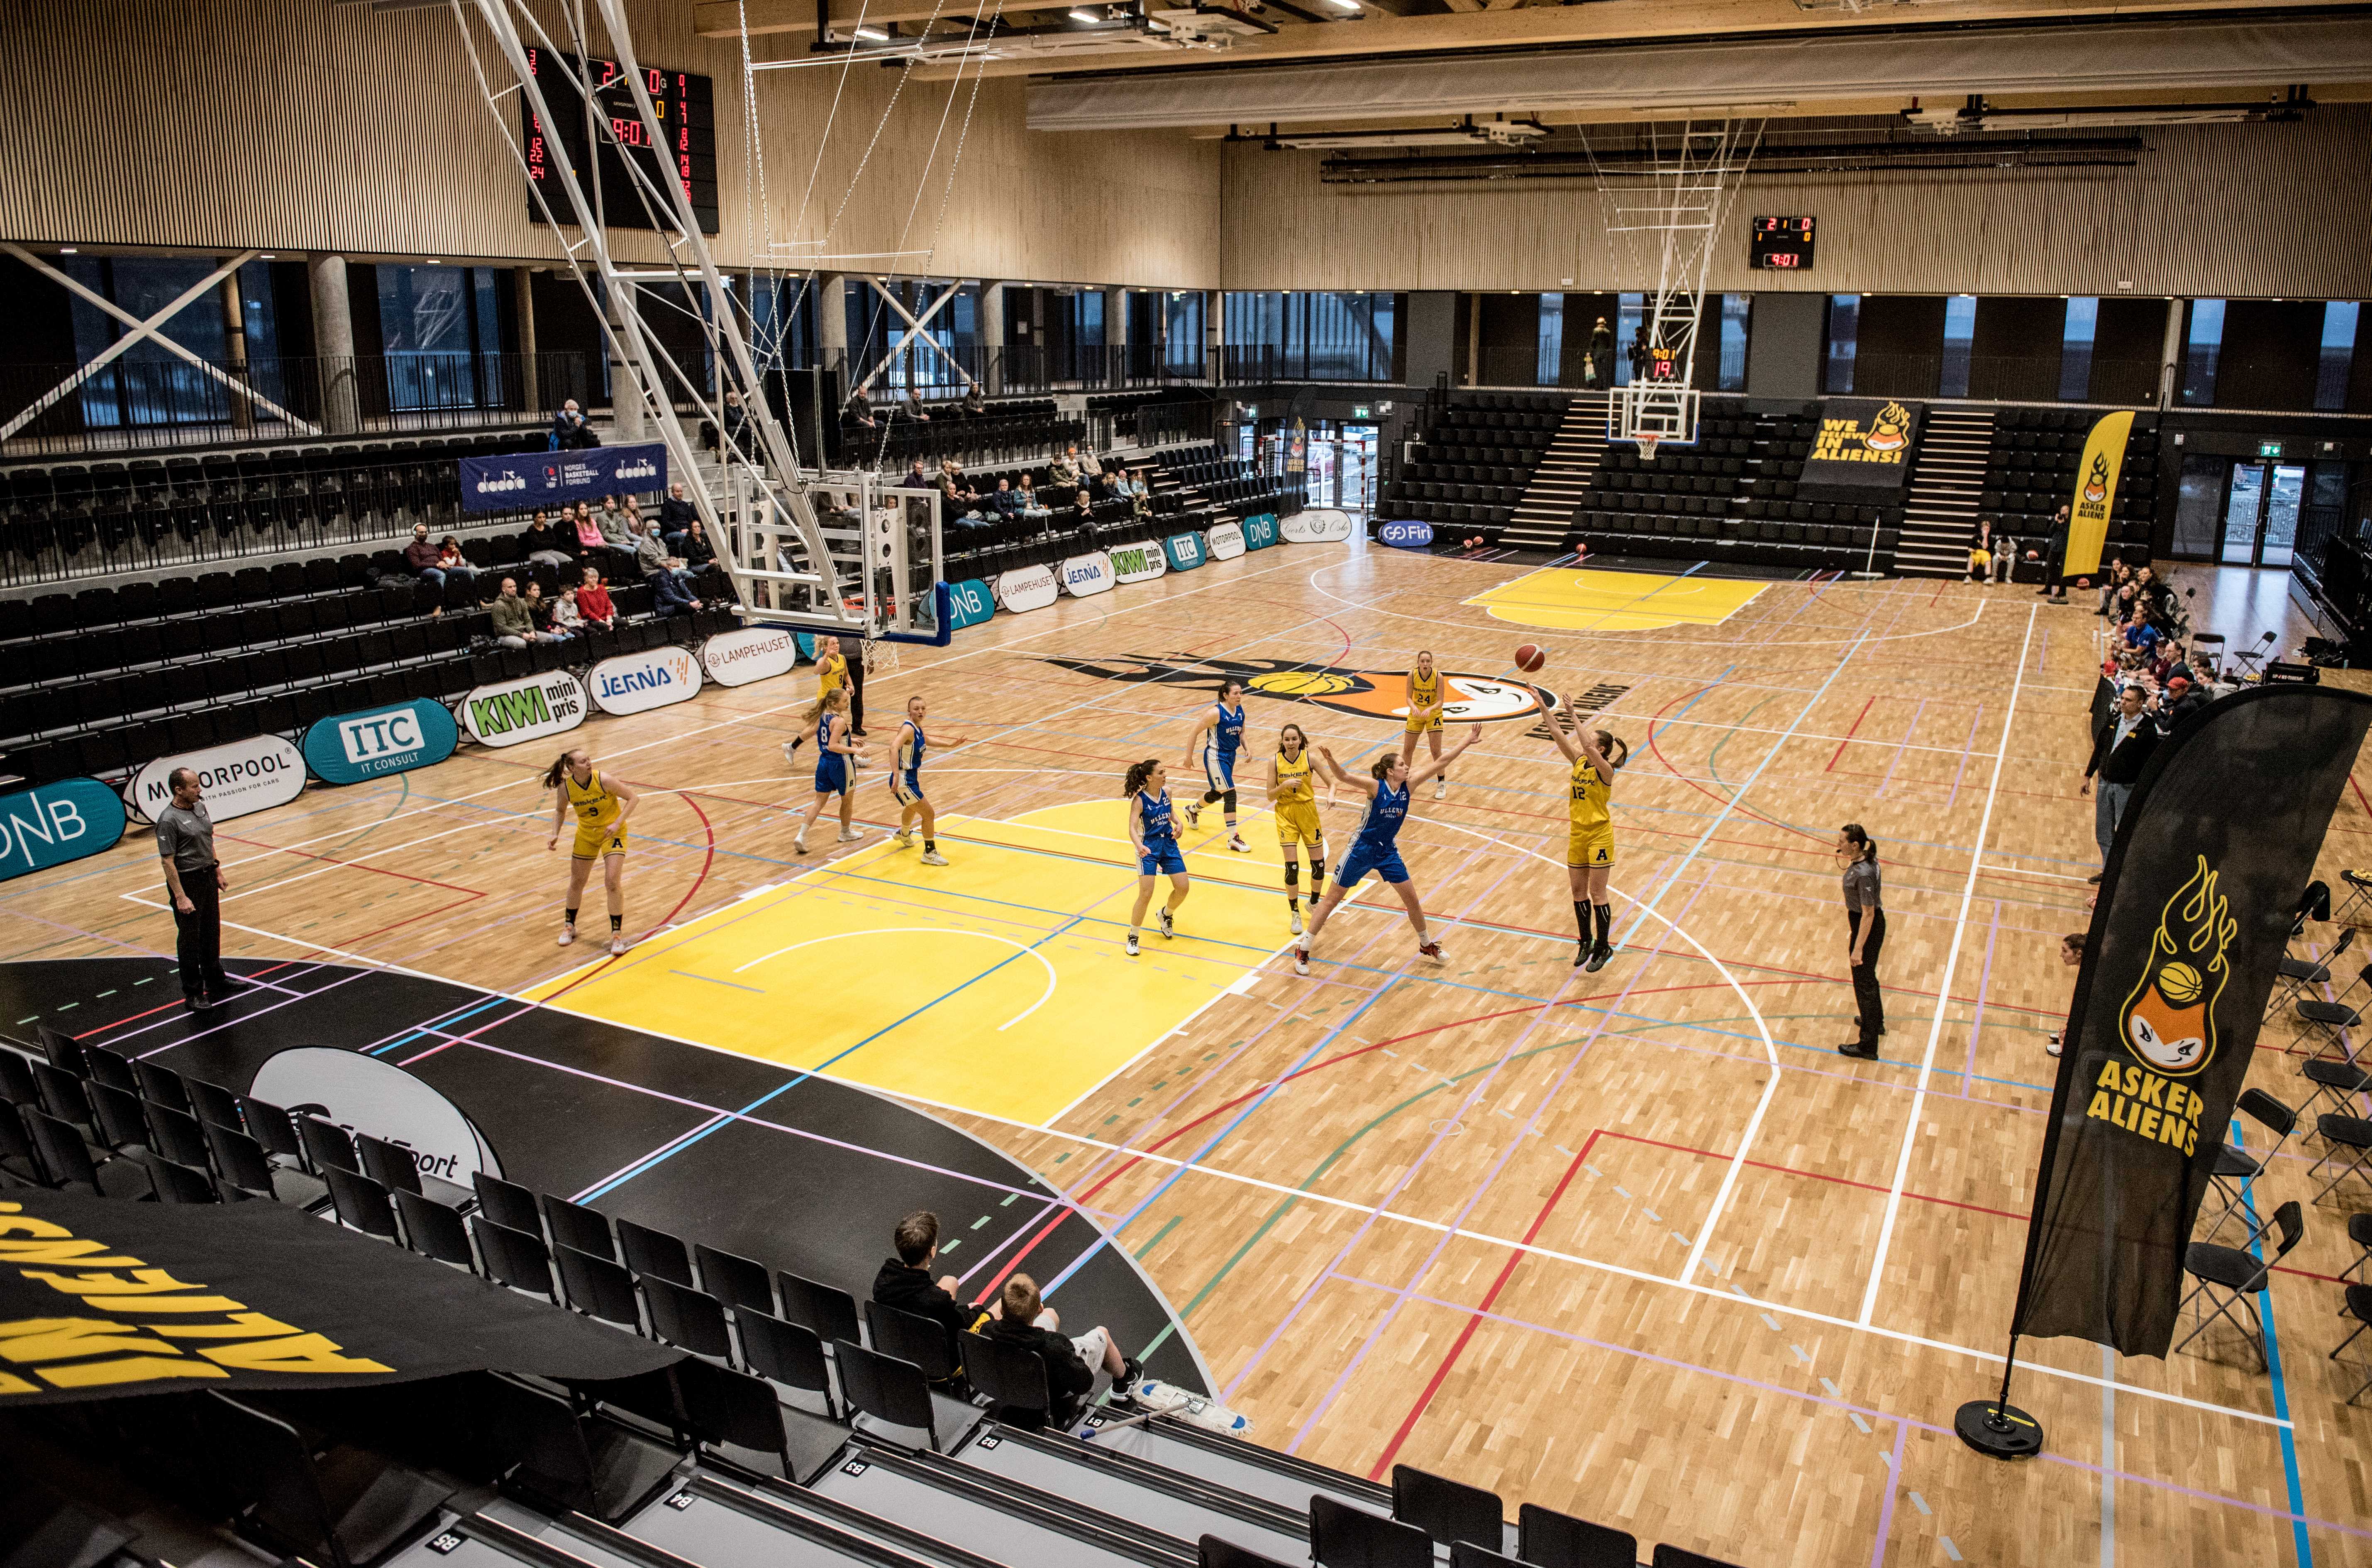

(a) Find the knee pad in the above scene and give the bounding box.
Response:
[1223,790,1237,815]
[1284,861,1299,888]
[1310,856,1326,882]
[1203,789,1223,805]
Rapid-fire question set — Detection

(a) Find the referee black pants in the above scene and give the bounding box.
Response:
[846,652,866,735]
[1848,909,1886,1045]
[174,873,225,1000]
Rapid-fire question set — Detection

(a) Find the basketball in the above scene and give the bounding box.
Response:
[2157,962,2204,1006]
[1514,644,1547,674]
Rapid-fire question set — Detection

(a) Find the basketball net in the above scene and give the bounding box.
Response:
[1637,436,1660,464]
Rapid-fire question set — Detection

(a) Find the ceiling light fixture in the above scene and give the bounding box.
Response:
[1069,7,1100,20]
[853,24,888,39]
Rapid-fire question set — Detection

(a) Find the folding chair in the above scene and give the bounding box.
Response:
[1652,1548,1750,1568]
[1202,1539,1296,1568]
[144,1102,213,1168]
[394,1190,477,1271]
[618,1217,695,1287]
[2308,1117,2372,1205]
[84,1080,152,1155]
[473,1217,556,1301]
[2338,869,2372,929]
[556,1243,644,1331]
[962,1327,1050,1430]
[1517,1502,1639,1568]
[2300,1060,2372,1126]
[778,1271,864,1348]
[239,1096,308,1171]
[323,1164,402,1242]
[541,1191,616,1260]
[2170,1200,2302,1370]
[693,1242,774,1315]
[1392,1464,1506,1551]
[147,1154,221,1205]
[356,1133,422,1195]
[185,1075,245,1131]
[2291,967,2370,1063]
[1311,1497,1433,1568]
[0,1101,46,1187]
[741,1309,841,1419]
[472,1169,541,1234]
[135,1058,193,1115]
[643,1276,734,1359]
[2228,629,2277,678]
[834,1339,945,1451]
[864,1300,959,1385]
[0,1049,36,1108]
[24,1107,148,1199]
[36,1025,85,1078]
[206,1118,320,1206]
[677,1358,797,1475]
[2268,926,2352,1022]
[298,1115,360,1174]
[2199,1090,2297,1242]
[2334,1283,2372,1406]
[2343,1212,2372,1285]
[81,1042,138,1093]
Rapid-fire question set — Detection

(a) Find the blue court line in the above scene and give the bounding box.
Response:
[576,1076,806,1202]
[671,970,766,993]
[369,994,511,1056]
[2235,1131,2314,1568]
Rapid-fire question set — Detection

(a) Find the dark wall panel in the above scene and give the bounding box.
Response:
[2214,299,2324,410]
[2091,298,2169,405]
[1559,293,1619,388]
[1854,295,1947,399]
[1969,296,2065,402]
[1747,292,1824,400]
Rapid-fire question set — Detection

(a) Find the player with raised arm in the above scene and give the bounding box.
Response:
[888,694,966,866]
[791,687,869,855]
[1294,726,1480,975]
[1545,692,1629,971]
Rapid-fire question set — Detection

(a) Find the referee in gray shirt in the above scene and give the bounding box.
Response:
[1836,823,1885,1060]
[156,768,244,1010]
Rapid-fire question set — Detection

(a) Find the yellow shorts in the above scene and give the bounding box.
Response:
[573,821,628,860]
[1403,712,1442,736]
[1275,800,1324,849]
[1567,829,1614,869]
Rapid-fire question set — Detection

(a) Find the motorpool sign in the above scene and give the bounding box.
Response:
[1108,541,1168,584]
[1163,533,1207,572]
[1379,520,1434,549]
[459,671,587,748]
[457,441,669,513]
[0,778,127,883]
[998,562,1059,613]
[1241,514,1281,551]
[303,700,460,786]
[589,646,704,717]
[1061,551,1116,598]
[946,578,995,629]
[1284,509,1354,544]
[125,735,306,824]
[1206,521,1247,561]
[699,627,800,688]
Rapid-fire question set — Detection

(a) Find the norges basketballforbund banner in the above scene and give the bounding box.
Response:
[0,1190,681,1404]
[2011,686,2372,1356]
[2062,410,2135,579]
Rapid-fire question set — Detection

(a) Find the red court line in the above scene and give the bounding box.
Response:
[1644,685,1834,849]
[1825,696,1875,771]
[650,793,717,936]
[217,834,485,894]
[1368,1130,1601,1478]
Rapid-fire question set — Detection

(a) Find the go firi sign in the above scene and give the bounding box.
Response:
[0,779,127,883]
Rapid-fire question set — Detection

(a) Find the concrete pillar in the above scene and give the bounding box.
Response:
[978,281,1005,395]
[307,253,359,435]
[816,272,849,366]
[1104,286,1127,387]
[1206,289,1224,383]
[604,277,647,441]
[219,268,252,432]
[2157,298,2184,411]
[514,267,541,414]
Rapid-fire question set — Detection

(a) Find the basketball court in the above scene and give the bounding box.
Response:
[7,539,2365,1566]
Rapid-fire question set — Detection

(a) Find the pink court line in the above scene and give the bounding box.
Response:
[1943,702,1983,812]
[1324,1272,2372,1548]
[1874,698,1926,798]
[1870,1420,1908,1568]
[1960,900,2003,1102]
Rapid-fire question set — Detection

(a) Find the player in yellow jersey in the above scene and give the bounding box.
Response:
[1398,649,1452,800]
[543,747,640,956]
[1545,691,1628,971]
[1267,723,1328,935]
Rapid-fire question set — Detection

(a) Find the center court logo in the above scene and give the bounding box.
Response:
[1039,654,1570,726]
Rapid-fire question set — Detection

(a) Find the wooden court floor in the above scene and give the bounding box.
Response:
[6,543,2369,1567]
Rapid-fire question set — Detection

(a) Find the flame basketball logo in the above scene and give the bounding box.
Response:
[1864,402,1912,452]
[2083,453,2111,504]
[1039,654,1552,724]
[2118,856,2237,1075]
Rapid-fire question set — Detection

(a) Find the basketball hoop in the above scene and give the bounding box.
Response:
[1637,436,1660,464]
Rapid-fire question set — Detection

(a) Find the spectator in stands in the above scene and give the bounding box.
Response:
[962,382,985,417]
[652,559,704,617]
[551,398,599,450]
[1049,446,1081,489]
[944,461,981,506]
[595,494,634,552]
[1072,488,1094,522]
[490,577,550,649]
[1121,467,1149,506]
[1969,520,1995,584]
[984,1273,1140,1422]
[632,514,673,580]
[1017,474,1048,519]
[659,481,697,538]
[2045,932,2087,1058]
[402,522,451,588]
[1628,324,1651,383]
[2121,609,2161,657]
[1587,316,1614,389]
[522,510,574,570]
[2082,683,2160,881]
[570,501,607,556]
[2040,504,2071,603]
[871,1211,977,1349]
[902,385,930,422]
[2162,673,2209,726]
[722,388,749,451]
[674,517,715,570]
[2096,559,2131,617]
[940,471,980,521]
[576,568,617,631]
[550,585,585,638]
[847,387,876,428]
[523,581,565,640]
[904,457,932,492]
[989,477,1022,520]
[435,536,475,588]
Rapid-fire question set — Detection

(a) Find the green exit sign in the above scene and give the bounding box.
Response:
[2258,440,2285,458]
[1352,405,1371,419]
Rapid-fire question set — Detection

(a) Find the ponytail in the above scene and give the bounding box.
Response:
[1124,758,1160,796]
[1595,730,1629,770]
[542,751,578,790]
[1840,822,1878,863]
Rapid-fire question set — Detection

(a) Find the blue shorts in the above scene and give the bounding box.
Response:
[891,771,924,805]
[1335,843,1409,889]
[1203,746,1236,793]
[814,755,849,796]
[1139,841,1186,878]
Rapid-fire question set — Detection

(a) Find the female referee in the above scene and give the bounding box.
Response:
[1547,692,1628,971]
[1180,680,1253,853]
[1123,758,1190,958]
[791,686,869,855]
[544,747,640,956]
[888,693,966,867]
[1295,725,1479,976]
[1269,722,1326,935]
[1399,649,1451,800]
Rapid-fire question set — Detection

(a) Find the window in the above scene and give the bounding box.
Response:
[2059,298,2099,402]
[378,265,507,411]
[65,256,245,430]
[1222,292,1395,381]
[1614,293,1645,386]
[1939,295,1977,398]
[1536,294,1564,387]
[2181,299,2225,405]
[2316,301,2360,412]
[1717,295,1751,391]
[1824,295,1860,394]
[1162,292,1206,377]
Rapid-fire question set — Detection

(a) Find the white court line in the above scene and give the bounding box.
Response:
[160,894,2289,1431]
[1858,602,2039,1326]
[732,928,1057,1032]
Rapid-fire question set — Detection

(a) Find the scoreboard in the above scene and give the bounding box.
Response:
[1749,216,1815,271]
[524,49,718,236]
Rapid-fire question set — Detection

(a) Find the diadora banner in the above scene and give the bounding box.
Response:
[1061,551,1115,598]
[998,562,1059,613]
[459,671,588,748]
[1240,514,1281,551]
[1284,510,1354,544]
[1206,521,1247,561]
[303,700,460,786]
[946,578,995,629]
[124,735,306,824]
[0,778,126,883]
[699,627,800,688]
[1378,519,1434,550]
[1162,533,1207,572]
[588,646,704,717]
[456,442,668,514]
[1108,541,1169,585]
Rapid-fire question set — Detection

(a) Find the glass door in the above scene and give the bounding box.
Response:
[2262,464,2303,569]
[2221,464,2266,564]
[2220,461,2306,568]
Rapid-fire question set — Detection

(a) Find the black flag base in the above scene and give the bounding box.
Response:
[1955,1399,2045,1459]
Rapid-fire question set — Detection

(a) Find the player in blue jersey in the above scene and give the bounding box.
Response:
[1123,758,1191,958]
[791,687,869,856]
[1293,725,1479,976]
[888,694,967,867]
[1180,680,1254,854]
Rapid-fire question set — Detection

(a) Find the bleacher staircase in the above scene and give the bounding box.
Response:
[1895,409,1994,579]
[1502,394,1611,553]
